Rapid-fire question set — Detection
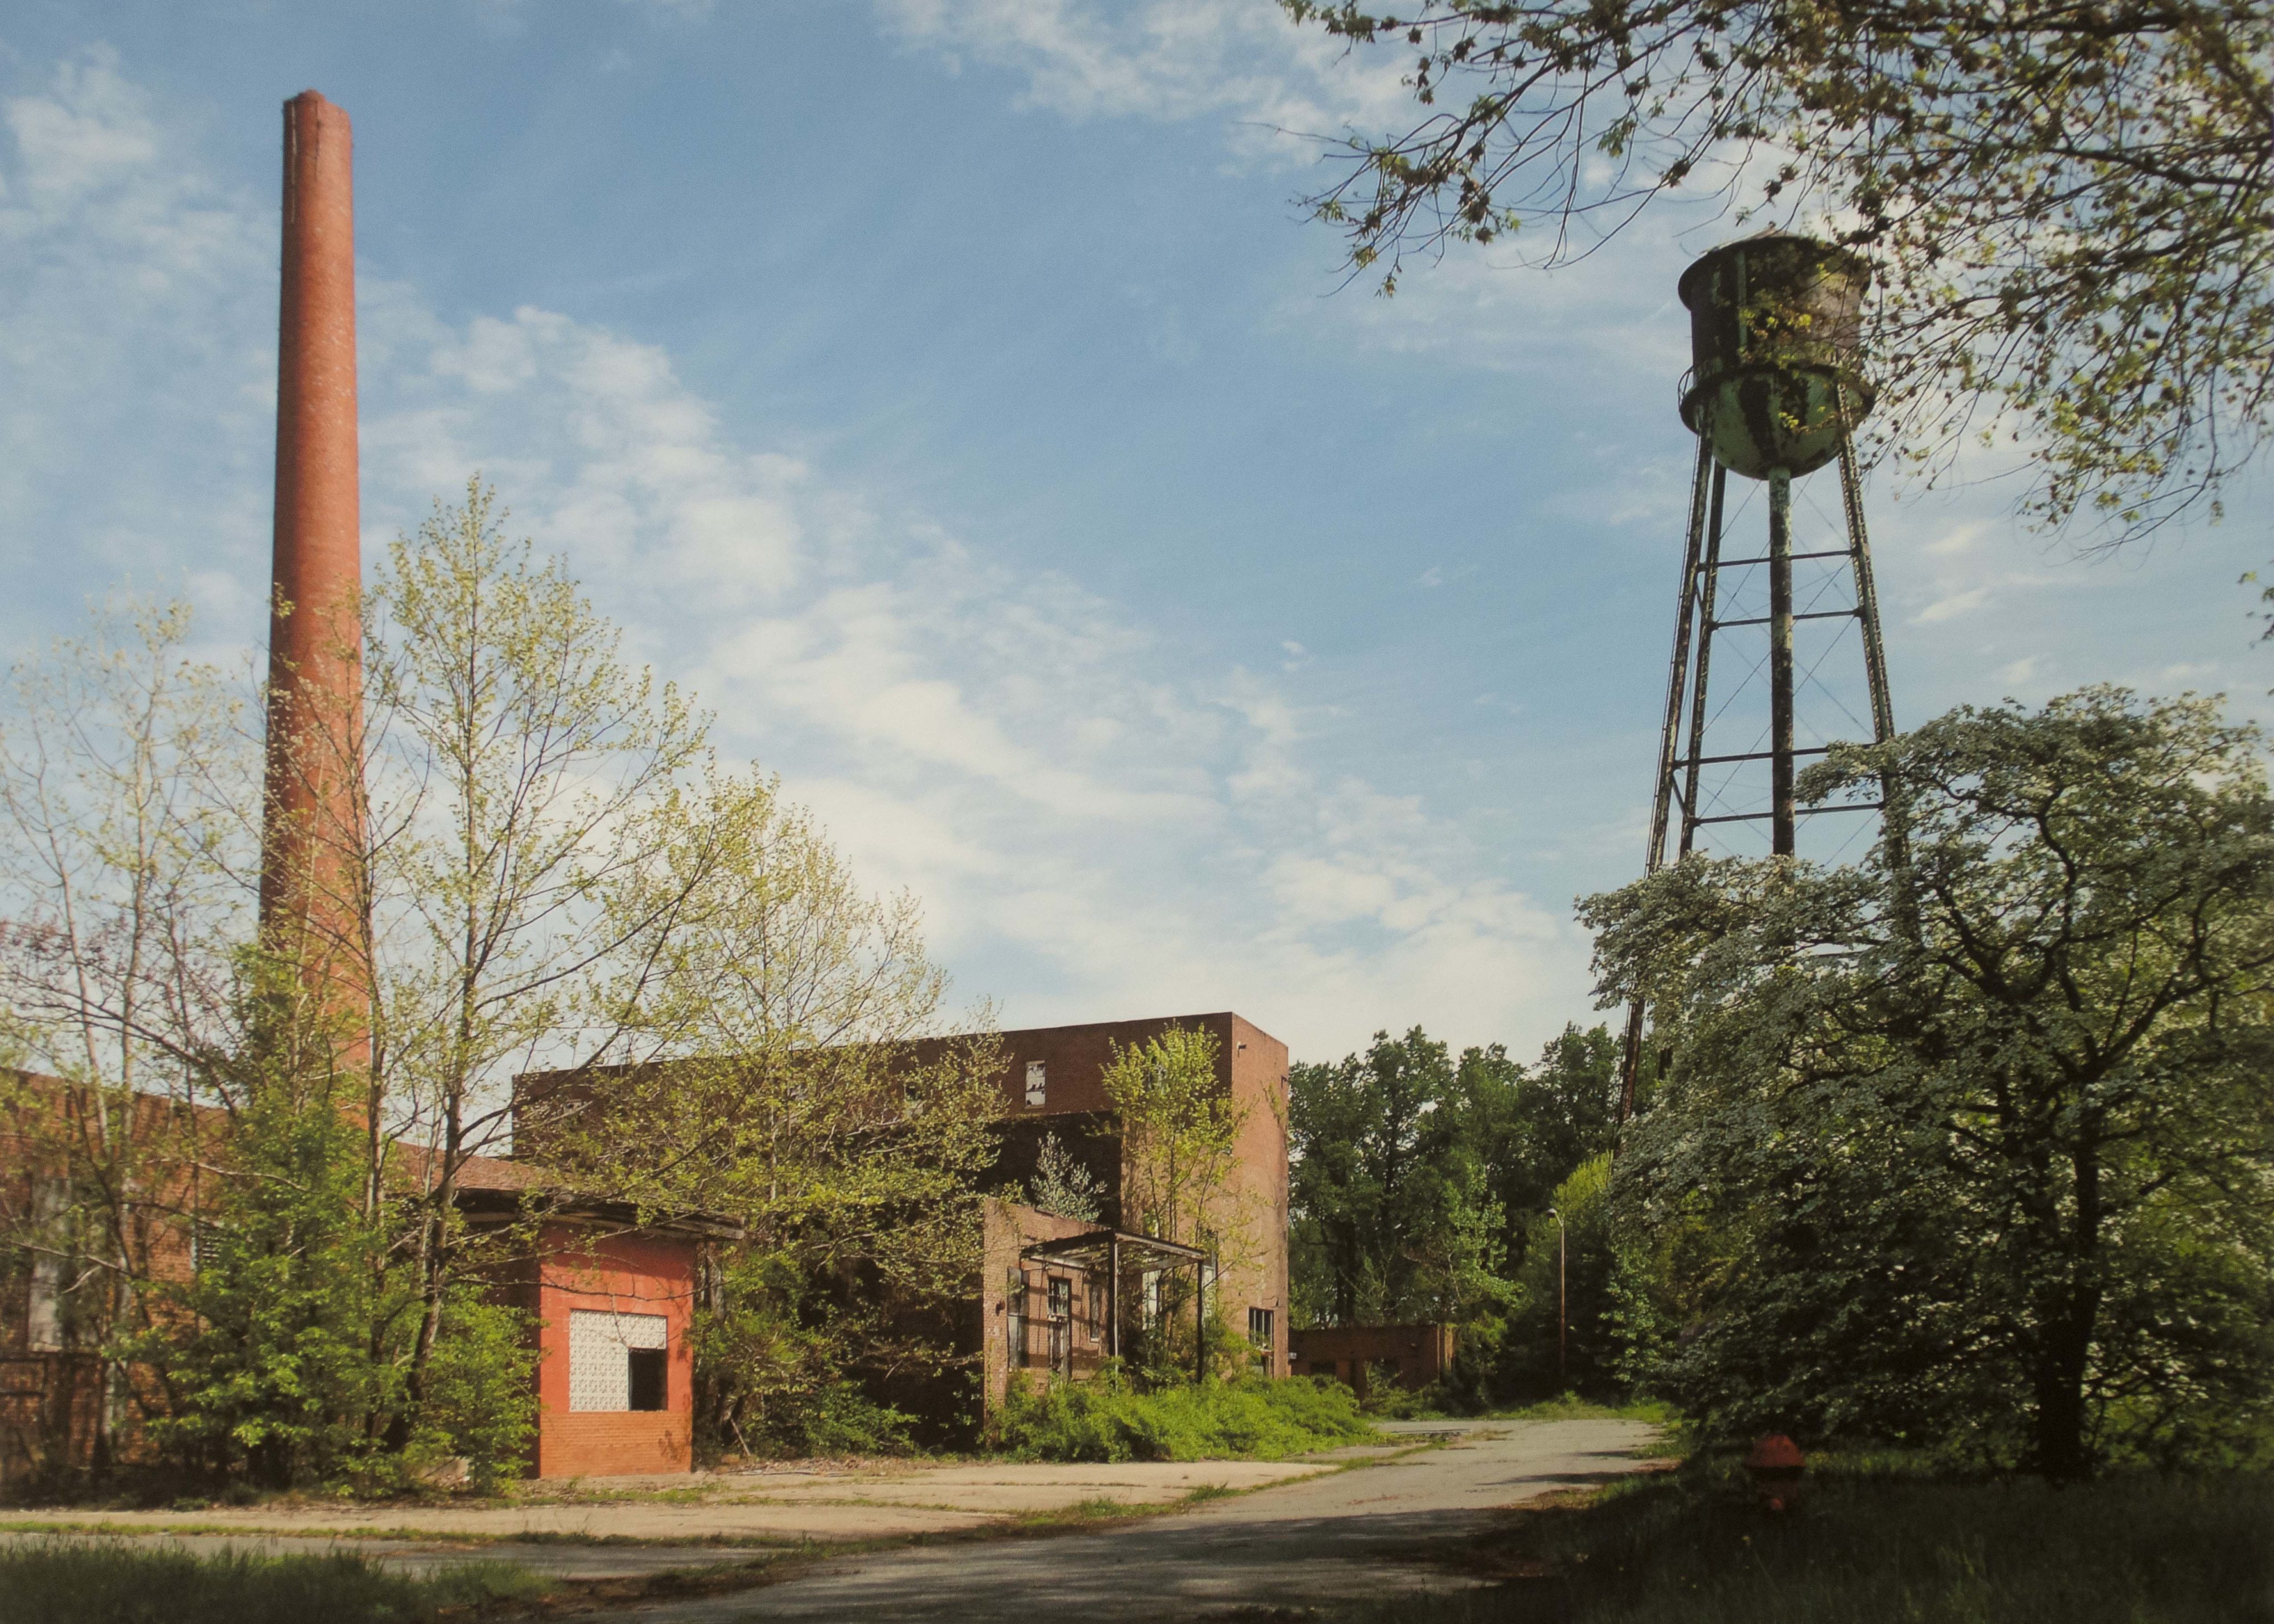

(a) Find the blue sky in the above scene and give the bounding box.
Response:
[3,2,2267,1065]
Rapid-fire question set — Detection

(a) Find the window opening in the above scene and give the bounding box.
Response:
[1047,1276,1073,1376]
[1247,1307,1274,1349]
[1006,1267,1028,1368]
[1024,1061,1047,1108]
[627,1346,668,1411]
[568,1310,668,1412]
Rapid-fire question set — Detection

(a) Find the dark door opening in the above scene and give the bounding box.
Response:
[627,1346,668,1411]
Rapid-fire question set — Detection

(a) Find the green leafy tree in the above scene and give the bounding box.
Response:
[1589,688,2274,1476]
[1104,1025,1248,1255]
[1285,0,2273,535]
[363,481,717,1410]
[1500,1153,1619,1400]
[521,771,1002,1456]
[1028,1132,1105,1222]
[1289,1028,1511,1328]
[0,603,254,1476]
[1454,1023,1619,1267]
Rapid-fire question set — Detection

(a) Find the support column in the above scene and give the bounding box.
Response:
[1768,468,1796,856]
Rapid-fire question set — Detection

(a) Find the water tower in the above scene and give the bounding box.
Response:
[1617,235,1896,1116]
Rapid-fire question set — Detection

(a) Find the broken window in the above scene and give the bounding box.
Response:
[1006,1267,1028,1367]
[1024,1061,1047,1108]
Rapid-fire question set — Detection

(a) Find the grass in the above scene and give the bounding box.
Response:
[994,1372,1377,1462]
[1485,1394,1678,1425]
[1332,1460,2274,1624]
[0,1539,546,1624]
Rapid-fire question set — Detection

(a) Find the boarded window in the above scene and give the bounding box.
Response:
[568,1310,668,1412]
[1024,1061,1047,1107]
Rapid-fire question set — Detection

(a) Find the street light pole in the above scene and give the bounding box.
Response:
[1547,1207,1567,1389]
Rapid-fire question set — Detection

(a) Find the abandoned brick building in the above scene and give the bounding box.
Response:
[1288,1322,1457,1403]
[517,1010,1294,1434]
[966,1012,1291,1423]
[0,1070,734,1485]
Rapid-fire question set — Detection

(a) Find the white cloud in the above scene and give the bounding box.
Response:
[1915,584,1991,623]
[0,49,1588,1062]
[875,0,1413,165]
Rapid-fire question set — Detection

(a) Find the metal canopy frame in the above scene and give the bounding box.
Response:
[1618,391,1895,1123]
[1017,1224,1214,1376]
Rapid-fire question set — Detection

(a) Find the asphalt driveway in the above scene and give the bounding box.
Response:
[603,1417,1663,1622]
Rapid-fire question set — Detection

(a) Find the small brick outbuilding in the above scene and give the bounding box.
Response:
[1288,1322,1457,1402]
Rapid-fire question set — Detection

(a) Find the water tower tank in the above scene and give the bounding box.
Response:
[1677,236,1874,480]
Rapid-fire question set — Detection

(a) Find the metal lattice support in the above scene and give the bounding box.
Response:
[1615,430,1895,1126]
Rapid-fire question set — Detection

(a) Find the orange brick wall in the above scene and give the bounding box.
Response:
[527,1221,698,1478]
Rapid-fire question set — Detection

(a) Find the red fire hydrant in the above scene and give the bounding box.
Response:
[1743,1434,1805,1511]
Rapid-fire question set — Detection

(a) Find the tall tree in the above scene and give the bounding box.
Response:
[1456,1023,1619,1259]
[1285,0,2274,536]
[525,778,1002,1457]
[1289,1028,1510,1328]
[362,481,718,1407]
[0,604,259,1476]
[1588,688,2274,1475]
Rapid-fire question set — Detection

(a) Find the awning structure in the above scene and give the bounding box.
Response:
[1020,1225,1204,1268]
[1015,1223,1213,1370]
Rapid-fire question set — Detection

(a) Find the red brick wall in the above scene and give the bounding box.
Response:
[963,1015,1291,1382]
[529,1222,698,1477]
[1287,1323,1456,1398]
[980,1199,1110,1422]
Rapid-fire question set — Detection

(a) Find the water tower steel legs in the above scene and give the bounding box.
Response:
[1614,436,1895,1126]
[1677,466,1727,860]
[1768,468,1796,856]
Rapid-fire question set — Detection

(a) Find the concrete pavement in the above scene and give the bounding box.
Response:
[595,1418,1662,1621]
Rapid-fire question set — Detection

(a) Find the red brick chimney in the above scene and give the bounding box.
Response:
[261,90,369,1067]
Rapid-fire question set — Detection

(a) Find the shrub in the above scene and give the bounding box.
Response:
[995,1370,1374,1462]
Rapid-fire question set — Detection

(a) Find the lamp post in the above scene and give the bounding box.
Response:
[1546,1207,1567,1389]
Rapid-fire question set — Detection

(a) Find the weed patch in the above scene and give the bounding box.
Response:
[0,1539,544,1624]
[1333,1464,2274,1624]
[995,1373,1375,1462]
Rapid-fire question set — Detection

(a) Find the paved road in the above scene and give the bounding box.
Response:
[607,1418,1662,1622]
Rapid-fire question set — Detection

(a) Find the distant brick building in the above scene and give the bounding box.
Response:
[1289,1323,1457,1402]
[953,1012,1292,1414]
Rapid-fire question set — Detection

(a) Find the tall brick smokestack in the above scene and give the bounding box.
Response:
[262,90,369,1068]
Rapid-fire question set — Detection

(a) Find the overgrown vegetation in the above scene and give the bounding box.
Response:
[1334,1462,2274,1624]
[0,1540,544,1624]
[994,1370,1374,1462]
[0,484,1002,1491]
[1593,689,2274,1476]
[1288,1023,1623,1407]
